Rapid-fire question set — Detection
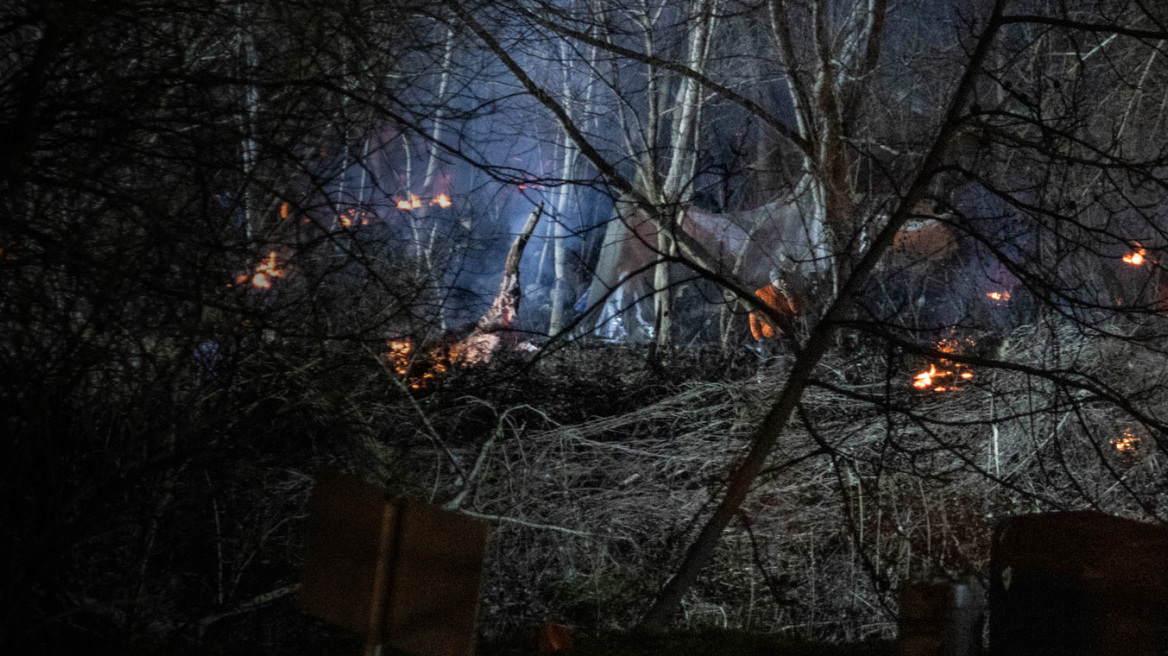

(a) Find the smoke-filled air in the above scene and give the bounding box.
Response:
[5,0,1168,654]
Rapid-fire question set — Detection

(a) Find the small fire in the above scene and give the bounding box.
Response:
[396,193,423,211]
[251,251,285,289]
[384,339,460,390]
[280,202,290,218]
[913,364,941,390]
[911,337,976,392]
[386,340,413,377]
[986,291,1011,302]
[431,194,452,209]
[1113,427,1141,453]
[1123,244,1147,266]
[338,209,365,228]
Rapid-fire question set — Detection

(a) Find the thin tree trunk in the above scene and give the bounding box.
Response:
[649,0,716,356]
[423,27,457,330]
[238,5,260,240]
[548,131,575,335]
[548,37,579,336]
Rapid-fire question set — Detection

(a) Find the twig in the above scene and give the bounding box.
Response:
[198,583,302,633]
[458,509,628,541]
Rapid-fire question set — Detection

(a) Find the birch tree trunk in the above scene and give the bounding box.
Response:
[649,0,717,357]
[768,0,886,289]
[548,39,578,336]
[548,130,575,335]
[423,27,457,331]
[237,5,260,240]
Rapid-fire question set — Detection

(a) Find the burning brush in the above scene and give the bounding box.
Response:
[911,336,976,393]
[383,204,544,390]
[233,251,286,289]
[384,339,454,390]
[1111,425,1146,459]
[1123,243,1148,266]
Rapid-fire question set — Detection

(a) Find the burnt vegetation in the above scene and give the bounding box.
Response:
[3,0,1168,654]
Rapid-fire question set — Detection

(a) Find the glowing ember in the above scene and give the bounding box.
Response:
[395,194,423,211]
[911,337,976,392]
[280,202,290,218]
[384,339,463,390]
[913,365,940,389]
[1123,250,1146,265]
[1113,427,1141,453]
[986,291,1011,302]
[250,251,285,289]
[431,194,452,209]
[386,340,413,378]
[340,215,353,228]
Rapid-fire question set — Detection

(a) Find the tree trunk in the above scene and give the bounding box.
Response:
[238,5,260,240]
[649,0,717,355]
[648,223,673,359]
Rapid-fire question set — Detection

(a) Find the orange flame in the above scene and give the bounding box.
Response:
[386,340,413,378]
[1113,427,1140,453]
[912,337,975,392]
[913,364,940,389]
[280,202,290,218]
[431,194,452,209]
[396,193,423,211]
[250,251,285,289]
[385,339,463,390]
[1123,250,1146,265]
[986,291,1011,302]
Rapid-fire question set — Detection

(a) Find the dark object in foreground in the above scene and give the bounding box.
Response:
[481,628,894,656]
[989,511,1168,656]
[300,471,488,656]
[899,579,985,656]
[537,620,573,654]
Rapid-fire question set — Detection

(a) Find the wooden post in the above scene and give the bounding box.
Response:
[364,502,398,656]
[301,471,488,656]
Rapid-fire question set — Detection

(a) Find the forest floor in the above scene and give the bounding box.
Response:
[14,330,1047,654]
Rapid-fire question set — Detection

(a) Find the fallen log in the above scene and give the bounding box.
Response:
[454,204,543,366]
